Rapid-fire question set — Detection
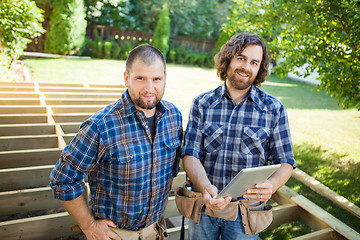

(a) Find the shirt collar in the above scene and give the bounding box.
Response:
[220,83,264,110]
[119,89,167,117]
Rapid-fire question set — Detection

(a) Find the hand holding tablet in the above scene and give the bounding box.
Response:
[217,164,281,199]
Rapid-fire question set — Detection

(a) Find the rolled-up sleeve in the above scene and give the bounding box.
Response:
[50,120,101,201]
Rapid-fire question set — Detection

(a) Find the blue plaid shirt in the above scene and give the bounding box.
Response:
[50,90,182,230]
[181,84,296,192]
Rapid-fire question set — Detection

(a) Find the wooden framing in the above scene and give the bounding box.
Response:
[0,81,359,240]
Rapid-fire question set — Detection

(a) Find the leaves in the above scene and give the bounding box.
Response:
[221,0,360,109]
[0,0,45,66]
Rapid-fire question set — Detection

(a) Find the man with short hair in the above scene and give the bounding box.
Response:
[181,32,296,239]
[50,45,183,240]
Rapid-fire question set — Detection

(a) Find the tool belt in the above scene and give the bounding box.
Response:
[72,217,168,240]
[174,181,273,235]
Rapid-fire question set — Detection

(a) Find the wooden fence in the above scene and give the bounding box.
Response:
[0,81,359,239]
[26,25,215,54]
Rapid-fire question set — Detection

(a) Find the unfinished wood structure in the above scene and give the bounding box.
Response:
[0,81,359,239]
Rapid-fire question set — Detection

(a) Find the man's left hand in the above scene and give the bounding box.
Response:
[242,180,273,202]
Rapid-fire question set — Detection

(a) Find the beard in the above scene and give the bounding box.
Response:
[227,69,254,90]
[132,94,160,110]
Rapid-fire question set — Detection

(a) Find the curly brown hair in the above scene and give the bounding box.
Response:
[214,32,269,87]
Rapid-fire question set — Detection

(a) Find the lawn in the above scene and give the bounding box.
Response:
[24,58,360,235]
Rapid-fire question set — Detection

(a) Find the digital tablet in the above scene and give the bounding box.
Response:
[217,164,281,199]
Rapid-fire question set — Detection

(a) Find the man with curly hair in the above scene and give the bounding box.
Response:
[181,32,296,239]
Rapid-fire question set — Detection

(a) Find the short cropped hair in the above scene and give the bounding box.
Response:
[126,45,166,74]
[214,32,269,87]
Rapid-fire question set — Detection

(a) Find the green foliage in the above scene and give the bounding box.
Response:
[85,0,231,41]
[166,43,214,68]
[44,0,87,55]
[153,3,171,57]
[221,0,360,110]
[104,41,112,58]
[0,0,45,66]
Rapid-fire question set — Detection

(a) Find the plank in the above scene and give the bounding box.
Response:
[0,106,46,114]
[52,105,104,114]
[0,114,48,124]
[0,212,79,240]
[0,187,61,216]
[269,203,302,228]
[0,124,55,136]
[60,122,82,133]
[0,148,61,168]
[0,165,54,191]
[52,113,93,123]
[292,168,360,219]
[0,99,40,105]
[291,228,346,240]
[45,99,115,105]
[44,92,122,99]
[0,135,58,151]
[292,195,360,239]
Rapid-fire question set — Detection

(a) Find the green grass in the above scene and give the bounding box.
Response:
[24,58,360,237]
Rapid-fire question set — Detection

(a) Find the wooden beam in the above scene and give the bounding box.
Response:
[292,195,360,240]
[44,92,123,99]
[60,122,81,133]
[52,105,104,114]
[0,114,48,124]
[0,187,61,216]
[0,148,61,169]
[0,124,55,136]
[269,203,302,228]
[292,168,360,219]
[52,113,93,123]
[0,99,40,105]
[0,165,54,191]
[0,92,39,98]
[0,87,35,92]
[45,99,115,105]
[291,228,346,240]
[0,210,185,240]
[0,106,46,114]
[0,135,58,151]
[0,212,80,240]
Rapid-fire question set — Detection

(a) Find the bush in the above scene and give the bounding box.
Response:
[0,0,44,66]
[44,0,87,55]
[104,41,112,59]
[153,3,171,57]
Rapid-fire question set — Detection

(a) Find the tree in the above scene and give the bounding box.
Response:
[153,3,171,57]
[220,0,360,109]
[44,0,87,55]
[0,0,45,67]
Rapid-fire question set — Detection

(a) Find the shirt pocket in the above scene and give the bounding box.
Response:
[163,136,182,150]
[241,126,270,156]
[201,124,224,153]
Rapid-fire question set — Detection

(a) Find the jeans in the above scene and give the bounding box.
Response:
[189,207,259,240]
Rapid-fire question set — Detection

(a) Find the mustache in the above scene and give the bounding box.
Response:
[235,68,251,75]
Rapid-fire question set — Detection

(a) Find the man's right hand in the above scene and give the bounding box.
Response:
[202,185,232,210]
[82,219,120,240]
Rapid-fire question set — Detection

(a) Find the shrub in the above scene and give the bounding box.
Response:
[104,41,112,59]
[153,3,171,57]
[0,0,44,67]
[44,0,87,55]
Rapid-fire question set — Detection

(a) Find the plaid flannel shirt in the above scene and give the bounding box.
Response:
[181,84,296,192]
[50,90,183,230]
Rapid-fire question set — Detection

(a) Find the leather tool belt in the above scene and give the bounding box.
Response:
[174,181,273,235]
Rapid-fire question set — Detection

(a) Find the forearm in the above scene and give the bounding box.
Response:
[268,163,293,193]
[61,192,95,231]
[183,155,211,193]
